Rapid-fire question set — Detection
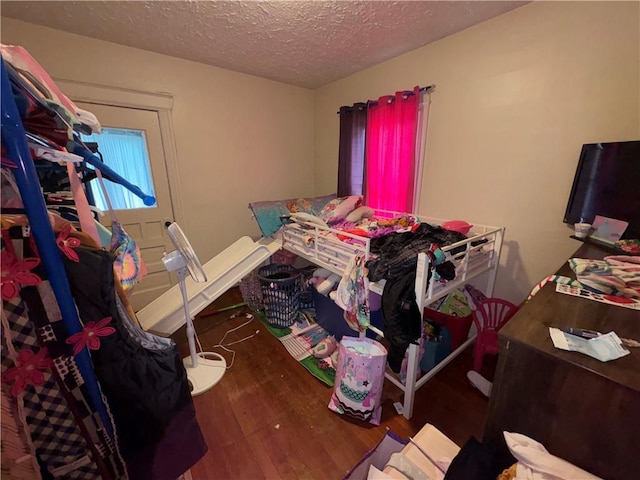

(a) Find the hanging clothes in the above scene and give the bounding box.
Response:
[366,223,464,372]
[2,219,207,479]
[333,253,370,332]
[1,229,127,479]
[95,169,147,292]
[59,241,206,480]
[2,48,206,480]
[7,76,73,150]
[1,44,101,134]
[381,272,422,373]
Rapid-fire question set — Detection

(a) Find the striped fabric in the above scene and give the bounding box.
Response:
[2,228,128,479]
[569,256,640,299]
[1,386,41,479]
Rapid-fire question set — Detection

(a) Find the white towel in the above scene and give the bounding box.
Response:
[503,432,603,480]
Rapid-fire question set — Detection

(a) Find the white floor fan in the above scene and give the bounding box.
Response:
[163,222,226,396]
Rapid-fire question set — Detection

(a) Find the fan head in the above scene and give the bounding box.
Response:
[167,223,207,283]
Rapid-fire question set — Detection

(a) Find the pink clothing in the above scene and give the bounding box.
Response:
[1,45,78,116]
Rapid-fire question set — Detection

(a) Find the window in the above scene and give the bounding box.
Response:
[80,127,156,211]
[337,86,428,213]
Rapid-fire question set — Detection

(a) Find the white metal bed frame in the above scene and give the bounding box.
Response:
[280,215,505,419]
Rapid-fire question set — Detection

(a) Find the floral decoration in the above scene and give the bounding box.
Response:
[56,224,81,262]
[1,250,41,301]
[2,348,53,396]
[65,317,116,355]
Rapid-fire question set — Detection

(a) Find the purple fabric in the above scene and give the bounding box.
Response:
[337,103,367,197]
[61,245,207,479]
[126,402,207,480]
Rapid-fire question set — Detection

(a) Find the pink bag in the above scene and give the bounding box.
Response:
[328,337,387,425]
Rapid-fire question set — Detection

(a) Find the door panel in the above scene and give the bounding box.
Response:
[76,102,176,311]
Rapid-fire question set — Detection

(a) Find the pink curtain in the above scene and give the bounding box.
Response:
[365,86,420,212]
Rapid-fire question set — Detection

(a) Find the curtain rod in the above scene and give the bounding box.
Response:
[337,84,435,114]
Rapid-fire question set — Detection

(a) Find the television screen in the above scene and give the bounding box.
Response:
[563,140,640,239]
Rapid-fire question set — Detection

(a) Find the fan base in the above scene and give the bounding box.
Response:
[183,352,227,396]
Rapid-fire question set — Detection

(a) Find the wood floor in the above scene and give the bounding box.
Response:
[172,288,494,480]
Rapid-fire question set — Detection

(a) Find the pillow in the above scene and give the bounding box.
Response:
[290,212,328,229]
[442,220,473,235]
[345,206,375,223]
[286,198,312,214]
[248,199,293,237]
[248,193,336,237]
[318,195,363,224]
[308,193,338,215]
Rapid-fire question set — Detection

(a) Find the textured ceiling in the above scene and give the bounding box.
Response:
[1,1,527,89]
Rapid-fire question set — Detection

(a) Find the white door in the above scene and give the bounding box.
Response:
[76,102,176,311]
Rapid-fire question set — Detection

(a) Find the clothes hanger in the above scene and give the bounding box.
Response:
[26,132,83,165]
[28,142,83,164]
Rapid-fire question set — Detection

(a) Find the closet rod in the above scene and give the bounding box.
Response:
[0,58,114,438]
[336,84,435,114]
[72,142,157,206]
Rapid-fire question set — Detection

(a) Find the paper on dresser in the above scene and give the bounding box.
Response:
[548,327,630,362]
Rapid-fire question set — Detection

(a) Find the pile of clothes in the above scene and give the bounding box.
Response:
[569,255,640,299]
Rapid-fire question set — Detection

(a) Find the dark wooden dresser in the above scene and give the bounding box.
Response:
[482,242,640,480]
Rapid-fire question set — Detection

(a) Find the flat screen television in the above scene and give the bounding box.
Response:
[563,140,640,240]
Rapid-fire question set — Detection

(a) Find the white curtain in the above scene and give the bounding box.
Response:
[81,128,155,211]
[412,91,432,213]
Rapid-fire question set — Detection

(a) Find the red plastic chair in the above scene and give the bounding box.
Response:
[471,298,519,372]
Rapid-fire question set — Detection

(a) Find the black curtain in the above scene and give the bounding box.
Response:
[337,103,367,197]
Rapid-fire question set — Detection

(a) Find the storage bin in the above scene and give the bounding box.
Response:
[420,327,452,373]
[312,287,383,340]
[257,264,301,328]
[423,308,472,351]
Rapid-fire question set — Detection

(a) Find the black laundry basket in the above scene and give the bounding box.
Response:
[257,264,301,328]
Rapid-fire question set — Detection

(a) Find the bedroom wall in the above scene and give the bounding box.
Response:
[313,1,640,303]
[1,17,315,263]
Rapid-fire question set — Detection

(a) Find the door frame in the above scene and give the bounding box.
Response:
[54,78,186,230]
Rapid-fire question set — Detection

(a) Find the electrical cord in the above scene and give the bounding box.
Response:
[194,312,258,369]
